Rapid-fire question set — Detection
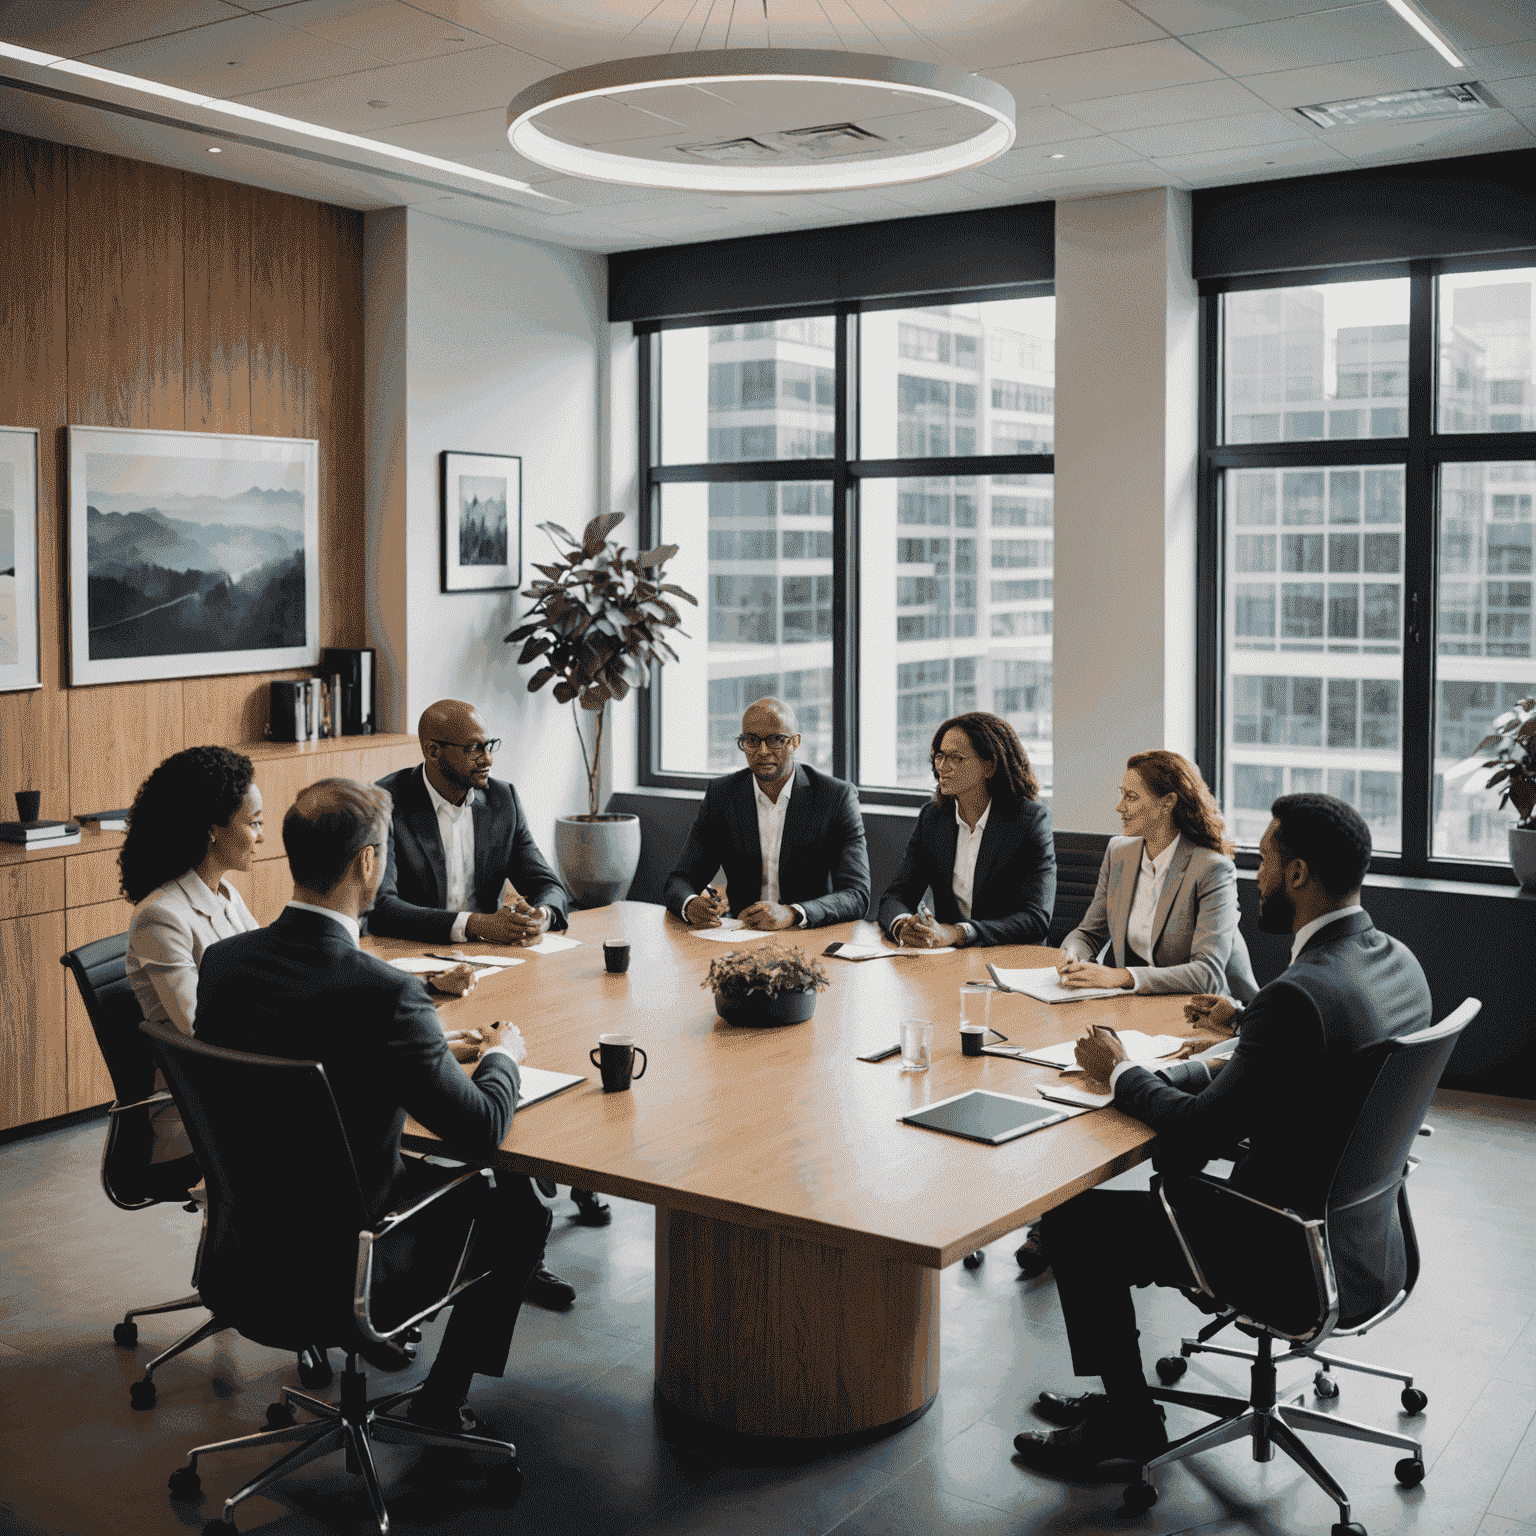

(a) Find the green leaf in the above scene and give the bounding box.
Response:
[553,679,578,704]
[538,520,578,545]
[534,562,567,581]
[660,583,698,605]
[518,636,551,664]
[579,685,609,709]
[528,667,556,692]
[637,542,679,568]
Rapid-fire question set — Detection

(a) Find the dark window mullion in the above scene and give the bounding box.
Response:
[1400,262,1437,873]
[1196,291,1223,793]
[832,309,854,782]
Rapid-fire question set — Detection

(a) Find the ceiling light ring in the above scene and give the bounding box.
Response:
[508,47,1016,194]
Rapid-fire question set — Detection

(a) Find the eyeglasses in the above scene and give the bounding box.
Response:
[737,734,795,751]
[931,750,973,769]
[432,738,500,758]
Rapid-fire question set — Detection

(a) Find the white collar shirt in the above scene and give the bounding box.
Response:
[754,772,793,906]
[951,798,993,920]
[422,764,479,943]
[285,900,361,947]
[1125,835,1182,982]
[1290,904,1364,965]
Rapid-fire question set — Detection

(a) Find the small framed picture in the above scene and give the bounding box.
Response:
[1,425,41,692]
[441,451,521,593]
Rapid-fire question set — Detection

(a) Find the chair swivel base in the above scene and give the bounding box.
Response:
[168,1355,518,1535]
[1129,1381,1426,1534]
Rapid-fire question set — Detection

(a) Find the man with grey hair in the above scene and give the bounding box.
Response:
[663,696,870,930]
[197,778,553,1431]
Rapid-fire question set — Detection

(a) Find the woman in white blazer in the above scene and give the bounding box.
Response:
[1017,749,1255,1280]
[123,745,264,1039]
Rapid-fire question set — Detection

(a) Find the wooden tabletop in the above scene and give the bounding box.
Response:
[374,901,1198,1270]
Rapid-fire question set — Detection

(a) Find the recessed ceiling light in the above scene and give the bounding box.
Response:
[1297,81,1493,128]
[207,145,222,153]
[1047,152,1066,159]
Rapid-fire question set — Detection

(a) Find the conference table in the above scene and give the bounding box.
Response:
[369,902,1198,1452]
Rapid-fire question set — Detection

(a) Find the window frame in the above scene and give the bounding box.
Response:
[637,285,1056,804]
[1197,256,1536,883]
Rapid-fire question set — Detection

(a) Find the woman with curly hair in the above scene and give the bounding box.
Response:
[1057,749,1256,1000]
[123,744,263,1037]
[878,711,1056,948]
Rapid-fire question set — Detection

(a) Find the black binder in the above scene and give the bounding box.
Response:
[321,648,375,735]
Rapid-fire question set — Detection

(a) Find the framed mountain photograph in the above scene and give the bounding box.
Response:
[441,450,520,593]
[67,425,320,686]
[0,425,41,693]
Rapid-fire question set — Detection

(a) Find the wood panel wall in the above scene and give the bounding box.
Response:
[0,131,365,824]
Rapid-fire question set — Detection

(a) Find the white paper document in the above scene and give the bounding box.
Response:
[985,1029,1187,1071]
[1036,1083,1114,1111]
[515,1066,586,1108]
[987,964,1128,1004]
[390,956,452,974]
[522,933,582,954]
[690,924,779,943]
[825,942,956,960]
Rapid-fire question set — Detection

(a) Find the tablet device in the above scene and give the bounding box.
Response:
[901,1090,1070,1145]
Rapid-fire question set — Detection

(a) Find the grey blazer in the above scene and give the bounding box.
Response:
[1061,837,1258,1002]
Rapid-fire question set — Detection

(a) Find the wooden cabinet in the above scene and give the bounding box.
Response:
[3,734,418,1130]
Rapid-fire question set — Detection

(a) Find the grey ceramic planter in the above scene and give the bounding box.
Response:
[1511,826,1536,892]
[554,813,641,908]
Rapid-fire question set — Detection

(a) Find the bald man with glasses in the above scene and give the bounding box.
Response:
[663,697,870,931]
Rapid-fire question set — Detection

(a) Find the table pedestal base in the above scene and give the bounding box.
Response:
[654,1207,940,1449]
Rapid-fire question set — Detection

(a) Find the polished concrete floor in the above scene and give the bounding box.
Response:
[1,1089,1533,1536]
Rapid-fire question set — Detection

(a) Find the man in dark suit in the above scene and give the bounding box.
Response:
[370,698,603,1273]
[1012,793,1431,1480]
[197,778,551,1431]
[369,698,570,948]
[663,696,870,930]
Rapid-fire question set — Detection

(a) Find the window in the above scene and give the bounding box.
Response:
[643,291,1055,798]
[1206,265,1536,879]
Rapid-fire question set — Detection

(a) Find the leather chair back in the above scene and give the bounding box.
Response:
[1047,830,1111,947]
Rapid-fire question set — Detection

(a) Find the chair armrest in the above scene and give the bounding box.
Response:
[109,1091,174,1117]
[371,1166,490,1236]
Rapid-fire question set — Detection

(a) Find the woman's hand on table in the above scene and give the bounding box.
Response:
[1055,956,1133,991]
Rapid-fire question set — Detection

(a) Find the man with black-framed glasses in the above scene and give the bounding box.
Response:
[663,697,870,931]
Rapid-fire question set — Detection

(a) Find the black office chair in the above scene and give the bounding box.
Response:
[61,935,220,1408]
[141,1020,518,1535]
[1122,997,1480,1536]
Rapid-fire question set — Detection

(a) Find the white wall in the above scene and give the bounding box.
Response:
[1052,187,1199,834]
[364,208,608,853]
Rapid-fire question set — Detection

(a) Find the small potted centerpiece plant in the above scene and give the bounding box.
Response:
[1445,695,1536,889]
[703,944,831,1028]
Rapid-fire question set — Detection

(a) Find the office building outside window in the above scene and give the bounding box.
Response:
[1210,266,1536,877]
[645,294,1055,798]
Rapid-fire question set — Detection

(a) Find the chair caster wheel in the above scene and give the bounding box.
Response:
[1314,1371,1340,1399]
[167,1466,201,1500]
[113,1321,138,1347]
[1395,1457,1425,1487]
[1155,1356,1187,1385]
[1400,1387,1428,1415]
[1330,1524,1367,1535]
[1122,1482,1158,1513]
[130,1378,157,1410]
[266,1402,297,1429]
[963,1251,984,1270]
[296,1348,332,1389]
[486,1459,524,1508]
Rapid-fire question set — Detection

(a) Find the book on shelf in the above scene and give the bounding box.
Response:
[0,819,82,844]
[77,809,130,830]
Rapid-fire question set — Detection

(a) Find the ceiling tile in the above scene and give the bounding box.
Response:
[1153,136,1350,175]
[1488,74,1536,108]
[1128,0,1373,36]
[1006,105,1106,146]
[1315,106,1536,159]
[989,38,1227,107]
[1046,163,1189,196]
[1420,0,1536,49]
[1463,38,1536,81]
[1236,47,1470,108]
[232,41,548,129]
[913,0,1166,70]
[275,0,496,64]
[368,105,506,157]
[986,135,1150,180]
[1109,108,1315,157]
[1181,3,1428,75]
[81,10,385,96]
[0,0,235,56]
[1065,78,1271,132]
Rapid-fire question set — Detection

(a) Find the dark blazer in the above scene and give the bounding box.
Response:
[877,795,1056,948]
[196,906,520,1222]
[369,765,569,943]
[662,763,871,927]
[1115,909,1432,1222]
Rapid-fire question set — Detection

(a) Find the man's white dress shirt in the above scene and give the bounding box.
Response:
[422,765,479,945]
[693,774,806,925]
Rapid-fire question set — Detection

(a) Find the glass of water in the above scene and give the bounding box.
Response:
[900,1018,934,1072]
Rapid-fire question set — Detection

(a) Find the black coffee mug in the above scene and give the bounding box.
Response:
[960,1024,1007,1057]
[15,790,41,823]
[591,1032,647,1092]
[603,941,631,975]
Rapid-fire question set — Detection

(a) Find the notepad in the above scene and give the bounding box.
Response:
[515,1066,586,1107]
[1036,1082,1114,1111]
[522,933,582,954]
[901,1090,1070,1145]
[987,964,1127,1004]
[824,942,956,960]
[690,924,779,942]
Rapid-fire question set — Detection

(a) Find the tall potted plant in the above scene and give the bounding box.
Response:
[1444,695,1536,889]
[506,512,695,906]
